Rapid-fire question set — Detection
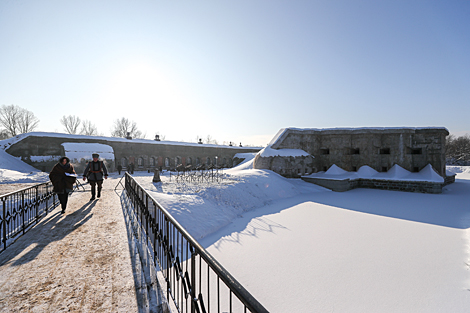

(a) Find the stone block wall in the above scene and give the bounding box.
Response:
[269,127,449,177]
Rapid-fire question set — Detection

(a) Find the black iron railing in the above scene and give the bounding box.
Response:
[1,181,58,252]
[124,173,269,313]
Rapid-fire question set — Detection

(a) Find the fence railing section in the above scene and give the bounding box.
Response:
[1,182,62,253]
[125,173,269,313]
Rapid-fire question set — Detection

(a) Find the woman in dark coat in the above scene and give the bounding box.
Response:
[49,156,77,214]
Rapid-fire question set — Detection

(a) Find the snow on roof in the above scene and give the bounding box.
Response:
[0,132,263,150]
[62,143,115,161]
[304,164,444,183]
[268,127,449,147]
[325,164,348,175]
[257,145,311,158]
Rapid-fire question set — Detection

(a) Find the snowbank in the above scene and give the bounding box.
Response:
[0,149,49,183]
[304,164,445,183]
[133,169,327,239]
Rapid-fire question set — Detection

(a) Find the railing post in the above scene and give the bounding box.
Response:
[166,217,171,302]
[191,247,197,313]
[2,198,6,251]
[35,186,39,223]
[21,191,25,235]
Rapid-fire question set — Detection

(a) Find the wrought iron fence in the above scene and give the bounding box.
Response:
[124,173,269,313]
[0,181,60,252]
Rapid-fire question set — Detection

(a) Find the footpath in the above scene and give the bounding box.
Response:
[0,176,150,312]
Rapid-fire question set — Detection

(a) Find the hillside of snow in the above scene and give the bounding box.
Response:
[0,149,49,184]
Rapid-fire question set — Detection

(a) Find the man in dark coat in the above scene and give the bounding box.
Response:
[117,163,122,175]
[49,156,77,214]
[83,153,108,201]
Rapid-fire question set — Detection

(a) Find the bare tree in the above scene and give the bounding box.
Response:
[80,120,99,136]
[446,134,470,165]
[111,117,144,139]
[18,109,39,134]
[0,104,39,137]
[60,115,81,134]
[205,134,218,145]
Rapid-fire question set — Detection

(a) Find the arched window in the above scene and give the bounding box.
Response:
[196,157,200,165]
[165,157,170,168]
[121,157,128,167]
[206,157,211,165]
[175,156,182,166]
[187,157,192,165]
[138,157,144,167]
[223,158,227,166]
[149,157,155,167]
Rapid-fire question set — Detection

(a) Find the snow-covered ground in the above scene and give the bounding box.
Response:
[1,150,470,312]
[0,149,49,184]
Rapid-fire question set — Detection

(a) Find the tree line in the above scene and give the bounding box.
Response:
[446,134,470,165]
[0,104,228,144]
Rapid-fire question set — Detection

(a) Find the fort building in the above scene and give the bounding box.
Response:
[3,132,262,174]
[253,127,452,193]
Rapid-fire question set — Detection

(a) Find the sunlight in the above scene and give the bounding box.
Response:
[98,62,189,113]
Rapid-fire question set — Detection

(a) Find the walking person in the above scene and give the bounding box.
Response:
[49,156,77,214]
[117,163,122,175]
[83,153,108,201]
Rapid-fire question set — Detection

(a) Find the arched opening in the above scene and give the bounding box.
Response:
[175,156,182,166]
[165,157,170,168]
[121,157,128,168]
[187,157,192,165]
[149,157,155,167]
[138,157,144,168]
[196,157,200,166]
[206,157,211,165]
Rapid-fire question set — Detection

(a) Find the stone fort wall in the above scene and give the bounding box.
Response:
[5,133,261,174]
[255,127,448,177]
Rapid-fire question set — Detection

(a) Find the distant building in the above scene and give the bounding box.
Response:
[254,127,452,193]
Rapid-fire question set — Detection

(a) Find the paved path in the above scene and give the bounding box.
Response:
[0,177,141,312]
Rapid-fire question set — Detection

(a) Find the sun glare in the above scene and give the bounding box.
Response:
[99,63,188,113]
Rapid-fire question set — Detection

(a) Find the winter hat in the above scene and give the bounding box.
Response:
[92,153,99,158]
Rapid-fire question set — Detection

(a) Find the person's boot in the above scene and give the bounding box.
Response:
[90,189,96,201]
[97,187,101,198]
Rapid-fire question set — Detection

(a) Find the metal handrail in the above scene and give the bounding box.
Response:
[1,180,80,253]
[124,173,269,313]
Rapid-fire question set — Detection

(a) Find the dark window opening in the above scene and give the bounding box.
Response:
[351,148,360,155]
[409,148,422,155]
[381,166,388,172]
[320,148,330,155]
[352,166,357,172]
[413,167,420,172]
[380,148,390,155]
[323,166,327,172]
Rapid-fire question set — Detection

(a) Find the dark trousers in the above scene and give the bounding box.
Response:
[89,180,103,198]
[57,193,69,210]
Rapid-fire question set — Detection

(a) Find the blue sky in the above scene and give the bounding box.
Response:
[0,0,469,145]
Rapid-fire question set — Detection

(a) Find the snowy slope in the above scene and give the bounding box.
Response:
[0,149,49,183]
